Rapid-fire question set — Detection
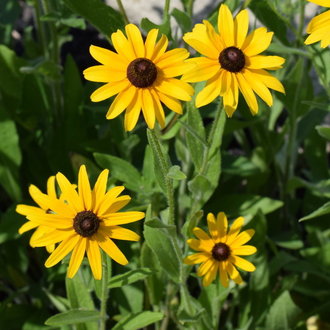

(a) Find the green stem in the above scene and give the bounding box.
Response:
[100,256,111,330]
[163,0,171,22]
[116,0,129,25]
[147,129,175,225]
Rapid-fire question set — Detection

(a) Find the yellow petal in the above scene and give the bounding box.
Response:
[234,9,249,48]
[226,216,244,244]
[202,261,218,286]
[46,244,55,253]
[78,165,92,210]
[125,24,145,58]
[111,29,136,62]
[207,213,219,242]
[92,169,109,212]
[102,211,145,226]
[241,27,273,56]
[195,72,222,108]
[157,91,183,114]
[101,225,140,241]
[29,184,49,210]
[16,204,45,217]
[223,73,239,117]
[106,85,137,120]
[232,245,257,256]
[182,57,219,83]
[248,69,285,94]
[89,44,127,67]
[243,70,273,106]
[150,88,165,128]
[231,229,255,248]
[83,65,126,83]
[56,172,84,213]
[141,88,156,129]
[187,238,213,252]
[216,212,228,241]
[308,0,330,7]
[90,80,130,102]
[97,186,125,216]
[156,48,190,68]
[18,220,38,234]
[203,20,224,51]
[247,55,285,70]
[47,176,57,199]
[96,232,128,265]
[45,234,80,268]
[226,261,243,284]
[26,214,72,229]
[306,10,330,33]
[151,35,168,62]
[218,4,234,48]
[32,229,73,247]
[197,258,214,276]
[124,89,142,131]
[230,255,256,272]
[193,227,212,241]
[145,29,159,59]
[106,195,131,214]
[183,252,210,265]
[219,261,229,287]
[155,78,194,101]
[86,237,102,280]
[67,237,87,278]
[236,72,259,115]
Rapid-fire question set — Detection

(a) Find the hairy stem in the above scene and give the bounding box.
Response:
[100,256,111,330]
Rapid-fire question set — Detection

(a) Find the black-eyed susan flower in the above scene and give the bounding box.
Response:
[17,176,58,253]
[83,24,194,131]
[182,4,285,117]
[16,165,145,280]
[305,0,330,48]
[184,212,256,287]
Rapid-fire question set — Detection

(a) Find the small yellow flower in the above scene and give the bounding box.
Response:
[17,176,57,253]
[16,165,145,280]
[182,4,285,116]
[305,0,330,48]
[83,24,194,131]
[184,212,257,287]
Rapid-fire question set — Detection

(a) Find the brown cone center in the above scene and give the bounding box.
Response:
[73,210,100,237]
[212,242,231,261]
[127,58,158,88]
[219,47,245,73]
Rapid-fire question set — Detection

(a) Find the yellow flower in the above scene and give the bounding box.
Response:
[182,4,285,117]
[184,212,257,287]
[83,24,194,131]
[305,0,330,48]
[17,176,57,253]
[16,165,145,280]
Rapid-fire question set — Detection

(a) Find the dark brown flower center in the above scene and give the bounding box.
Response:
[219,47,245,73]
[212,242,231,261]
[73,210,100,237]
[127,58,157,88]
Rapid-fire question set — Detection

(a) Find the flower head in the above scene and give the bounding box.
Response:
[83,24,194,131]
[182,4,285,116]
[184,212,257,287]
[305,0,330,48]
[16,165,145,280]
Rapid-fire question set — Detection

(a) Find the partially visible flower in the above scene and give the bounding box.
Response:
[17,176,57,253]
[182,4,285,117]
[83,24,194,131]
[305,0,330,48]
[16,165,145,280]
[184,212,257,287]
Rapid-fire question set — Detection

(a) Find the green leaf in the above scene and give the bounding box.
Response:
[299,201,330,222]
[112,311,164,330]
[167,165,186,180]
[0,111,22,201]
[143,209,182,283]
[171,8,192,34]
[45,309,100,326]
[316,125,330,140]
[63,0,124,38]
[265,291,302,330]
[93,153,142,192]
[108,268,153,288]
[140,17,171,38]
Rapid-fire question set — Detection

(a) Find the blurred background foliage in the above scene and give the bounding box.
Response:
[0,0,330,329]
